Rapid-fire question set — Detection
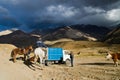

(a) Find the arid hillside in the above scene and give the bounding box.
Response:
[45,39,120,54]
[103,25,120,44]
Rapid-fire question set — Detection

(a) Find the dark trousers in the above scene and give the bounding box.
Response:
[71,58,73,67]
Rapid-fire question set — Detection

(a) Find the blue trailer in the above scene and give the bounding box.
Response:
[45,47,71,66]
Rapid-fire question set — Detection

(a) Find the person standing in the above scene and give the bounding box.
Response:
[36,37,47,48]
[70,51,74,67]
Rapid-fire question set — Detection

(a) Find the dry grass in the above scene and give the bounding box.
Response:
[45,39,105,50]
[44,39,120,56]
[44,38,74,45]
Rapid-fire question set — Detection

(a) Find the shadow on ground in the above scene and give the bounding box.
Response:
[79,62,113,66]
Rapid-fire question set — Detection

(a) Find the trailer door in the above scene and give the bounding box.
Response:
[47,48,63,61]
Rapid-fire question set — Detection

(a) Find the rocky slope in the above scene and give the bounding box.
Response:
[0,24,111,47]
[103,24,120,44]
[38,25,110,41]
[0,30,38,47]
[42,26,97,41]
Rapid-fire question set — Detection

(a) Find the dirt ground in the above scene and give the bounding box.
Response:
[0,44,120,80]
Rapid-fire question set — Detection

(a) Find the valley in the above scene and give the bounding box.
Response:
[0,40,120,80]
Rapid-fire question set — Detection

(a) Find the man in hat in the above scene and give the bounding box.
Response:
[36,37,47,48]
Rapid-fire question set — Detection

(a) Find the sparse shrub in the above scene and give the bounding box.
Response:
[98,49,108,54]
[76,51,81,55]
[83,45,87,48]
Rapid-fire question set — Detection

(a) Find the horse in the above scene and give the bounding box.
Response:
[11,45,33,63]
[34,47,46,66]
[106,52,120,67]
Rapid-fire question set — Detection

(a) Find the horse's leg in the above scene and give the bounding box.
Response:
[34,55,38,64]
[27,54,30,60]
[39,57,44,69]
[39,57,42,64]
[113,59,118,67]
[13,54,17,63]
[24,54,26,61]
[42,58,45,64]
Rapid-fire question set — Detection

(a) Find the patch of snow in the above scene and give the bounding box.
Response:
[0,30,13,36]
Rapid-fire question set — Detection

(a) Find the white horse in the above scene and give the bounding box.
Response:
[34,47,46,65]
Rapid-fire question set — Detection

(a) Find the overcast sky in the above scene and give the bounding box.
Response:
[0,0,120,31]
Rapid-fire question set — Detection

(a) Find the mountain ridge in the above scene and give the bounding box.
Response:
[103,24,120,44]
[0,30,38,47]
[30,24,110,41]
[0,24,112,47]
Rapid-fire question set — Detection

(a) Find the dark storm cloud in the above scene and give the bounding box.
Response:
[0,0,120,30]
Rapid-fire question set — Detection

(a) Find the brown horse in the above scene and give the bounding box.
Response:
[106,52,120,67]
[11,45,33,63]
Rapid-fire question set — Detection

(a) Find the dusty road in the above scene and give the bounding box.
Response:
[0,44,120,80]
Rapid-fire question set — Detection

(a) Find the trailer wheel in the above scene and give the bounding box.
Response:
[65,59,71,66]
[45,60,52,66]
